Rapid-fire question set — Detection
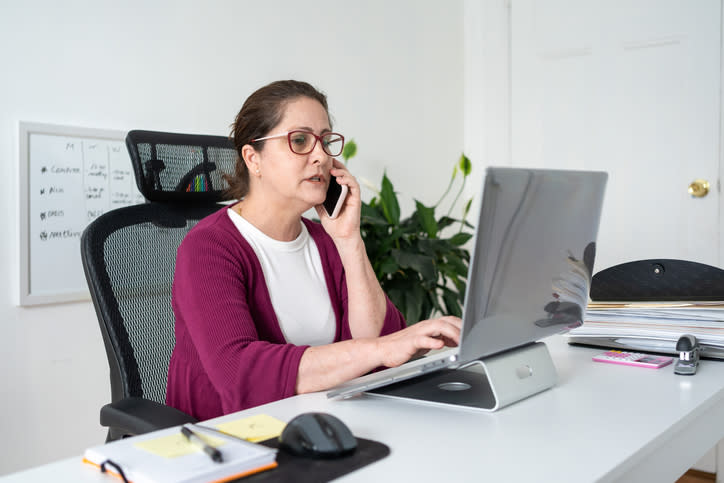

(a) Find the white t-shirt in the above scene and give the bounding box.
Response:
[227,208,336,346]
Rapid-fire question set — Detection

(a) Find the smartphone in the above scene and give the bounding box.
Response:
[322,176,348,219]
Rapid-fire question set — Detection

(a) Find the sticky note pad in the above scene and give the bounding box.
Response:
[135,432,225,458]
[216,414,287,443]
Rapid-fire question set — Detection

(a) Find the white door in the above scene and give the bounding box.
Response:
[510,0,721,272]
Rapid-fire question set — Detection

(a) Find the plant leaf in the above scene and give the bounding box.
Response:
[458,153,471,176]
[463,198,473,217]
[416,238,442,257]
[444,252,469,276]
[392,250,436,282]
[379,257,399,275]
[342,139,357,161]
[448,232,473,246]
[405,283,424,324]
[387,287,406,321]
[453,278,466,298]
[361,211,388,226]
[437,216,457,230]
[379,173,400,224]
[442,287,463,317]
[415,200,438,238]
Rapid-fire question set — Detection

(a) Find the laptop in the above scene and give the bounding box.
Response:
[327,166,607,400]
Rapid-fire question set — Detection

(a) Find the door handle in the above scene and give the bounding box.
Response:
[688,179,710,198]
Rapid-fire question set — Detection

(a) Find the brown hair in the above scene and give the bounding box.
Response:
[224,80,330,200]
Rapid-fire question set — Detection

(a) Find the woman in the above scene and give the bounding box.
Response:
[166,80,461,420]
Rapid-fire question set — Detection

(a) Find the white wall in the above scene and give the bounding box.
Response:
[0,0,463,475]
[463,0,511,218]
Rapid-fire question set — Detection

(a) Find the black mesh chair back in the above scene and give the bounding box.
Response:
[126,130,237,202]
[81,130,236,440]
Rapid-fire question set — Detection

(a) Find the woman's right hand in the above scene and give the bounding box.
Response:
[296,315,462,394]
[376,316,462,368]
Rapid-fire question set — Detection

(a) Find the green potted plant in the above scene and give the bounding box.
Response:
[342,140,474,324]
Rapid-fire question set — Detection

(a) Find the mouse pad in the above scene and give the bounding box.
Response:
[239,437,390,482]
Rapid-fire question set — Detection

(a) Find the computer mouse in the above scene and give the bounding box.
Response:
[278,412,357,458]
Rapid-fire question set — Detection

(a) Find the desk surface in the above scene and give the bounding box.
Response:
[4,335,724,482]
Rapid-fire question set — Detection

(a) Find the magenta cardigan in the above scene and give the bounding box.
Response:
[166,208,406,420]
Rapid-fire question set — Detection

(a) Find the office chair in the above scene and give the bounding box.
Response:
[81,130,237,441]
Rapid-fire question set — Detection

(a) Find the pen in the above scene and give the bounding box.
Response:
[191,424,251,444]
[181,425,223,463]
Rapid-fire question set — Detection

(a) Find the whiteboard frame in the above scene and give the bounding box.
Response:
[18,122,128,306]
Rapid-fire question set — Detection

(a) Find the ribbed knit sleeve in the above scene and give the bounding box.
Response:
[380,297,407,335]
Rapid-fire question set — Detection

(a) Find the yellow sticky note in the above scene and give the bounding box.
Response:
[135,432,225,458]
[216,414,287,443]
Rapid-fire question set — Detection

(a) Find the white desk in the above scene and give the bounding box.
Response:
[4,335,724,482]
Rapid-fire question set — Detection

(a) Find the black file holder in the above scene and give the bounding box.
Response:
[590,259,724,301]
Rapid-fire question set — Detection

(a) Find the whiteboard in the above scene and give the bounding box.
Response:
[19,122,145,306]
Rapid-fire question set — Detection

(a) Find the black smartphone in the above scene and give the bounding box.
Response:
[322,176,348,219]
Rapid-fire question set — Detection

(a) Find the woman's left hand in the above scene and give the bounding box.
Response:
[315,159,362,245]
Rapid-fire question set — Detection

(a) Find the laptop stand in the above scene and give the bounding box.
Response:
[367,342,557,411]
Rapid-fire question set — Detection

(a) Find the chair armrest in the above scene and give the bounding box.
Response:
[100,397,198,440]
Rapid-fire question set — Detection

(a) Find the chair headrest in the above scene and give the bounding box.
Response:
[126,130,237,203]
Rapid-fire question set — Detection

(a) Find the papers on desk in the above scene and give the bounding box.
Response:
[567,301,724,358]
[82,415,284,483]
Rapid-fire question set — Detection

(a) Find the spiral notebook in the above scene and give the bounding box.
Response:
[82,424,277,483]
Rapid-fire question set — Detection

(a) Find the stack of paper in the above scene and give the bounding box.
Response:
[567,301,724,357]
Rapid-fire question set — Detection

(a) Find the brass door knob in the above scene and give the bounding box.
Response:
[688,179,710,198]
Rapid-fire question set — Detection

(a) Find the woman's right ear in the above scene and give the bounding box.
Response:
[241,144,259,175]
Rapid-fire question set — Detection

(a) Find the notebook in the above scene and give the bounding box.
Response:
[328,167,607,399]
[82,423,278,483]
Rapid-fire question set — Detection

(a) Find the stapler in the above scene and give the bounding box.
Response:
[674,334,700,376]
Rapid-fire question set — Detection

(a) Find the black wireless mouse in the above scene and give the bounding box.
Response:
[279,412,357,458]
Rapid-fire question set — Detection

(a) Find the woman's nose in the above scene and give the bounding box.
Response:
[310,141,329,165]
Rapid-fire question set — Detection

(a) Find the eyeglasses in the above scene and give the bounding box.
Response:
[252,130,345,157]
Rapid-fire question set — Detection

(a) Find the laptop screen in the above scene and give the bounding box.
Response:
[458,167,607,362]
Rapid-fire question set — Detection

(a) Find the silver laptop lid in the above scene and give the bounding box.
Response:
[457,167,607,363]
